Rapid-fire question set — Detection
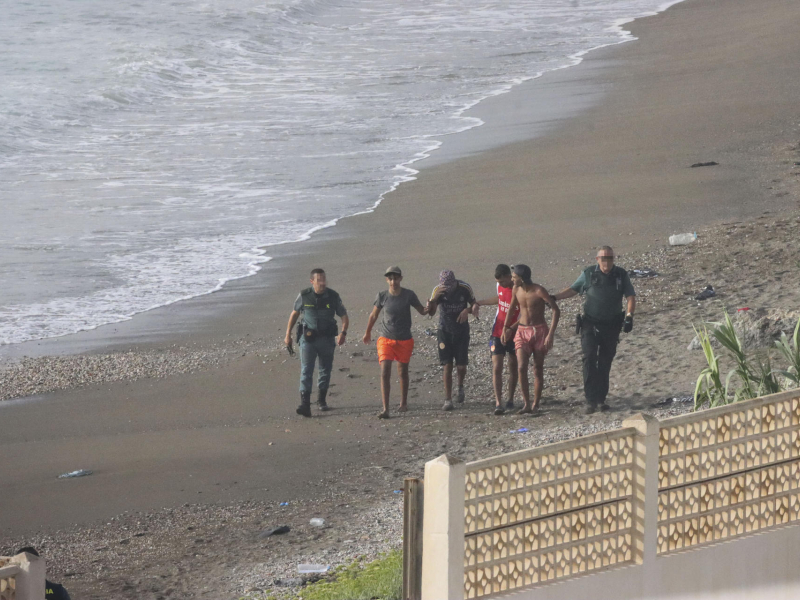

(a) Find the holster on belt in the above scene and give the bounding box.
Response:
[575,314,583,335]
[581,313,624,333]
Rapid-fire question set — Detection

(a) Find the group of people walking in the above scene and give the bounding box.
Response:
[284,246,636,418]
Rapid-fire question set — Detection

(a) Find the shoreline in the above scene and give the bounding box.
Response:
[0,0,685,363]
[3,0,800,597]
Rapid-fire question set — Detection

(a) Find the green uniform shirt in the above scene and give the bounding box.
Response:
[570,265,635,323]
[294,287,347,335]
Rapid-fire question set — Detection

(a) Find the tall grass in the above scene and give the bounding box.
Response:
[708,312,755,402]
[775,319,800,387]
[693,324,729,410]
[694,314,800,411]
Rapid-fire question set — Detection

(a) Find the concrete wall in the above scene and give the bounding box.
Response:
[419,390,800,600]
[508,522,800,600]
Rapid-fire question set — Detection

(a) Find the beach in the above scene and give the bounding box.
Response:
[2,0,800,597]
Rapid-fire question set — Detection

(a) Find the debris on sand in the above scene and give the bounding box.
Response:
[695,285,716,300]
[58,469,93,479]
[259,526,290,538]
[629,268,658,278]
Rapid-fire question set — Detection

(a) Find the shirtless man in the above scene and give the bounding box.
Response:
[501,264,560,414]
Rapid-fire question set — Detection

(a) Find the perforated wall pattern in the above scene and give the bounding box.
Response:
[0,558,16,600]
[463,429,637,598]
[657,394,800,554]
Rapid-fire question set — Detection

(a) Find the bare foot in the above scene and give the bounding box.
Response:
[378,410,390,419]
[517,406,533,415]
[398,405,408,413]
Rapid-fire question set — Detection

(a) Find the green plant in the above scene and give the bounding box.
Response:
[300,550,402,600]
[752,353,782,396]
[694,315,800,412]
[775,319,800,387]
[709,312,756,401]
[693,324,730,410]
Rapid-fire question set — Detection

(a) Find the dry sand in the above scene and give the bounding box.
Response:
[2,0,800,597]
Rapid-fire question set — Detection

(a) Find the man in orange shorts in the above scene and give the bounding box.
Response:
[502,264,560,414]
[363,266,427,418]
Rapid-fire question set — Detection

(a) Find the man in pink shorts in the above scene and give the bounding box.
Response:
[501,264,560,414]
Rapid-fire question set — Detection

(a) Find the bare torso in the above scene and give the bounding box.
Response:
[515,283,548,326]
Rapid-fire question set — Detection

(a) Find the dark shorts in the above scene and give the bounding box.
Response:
[489,335,515,356]
[438,329,469,366]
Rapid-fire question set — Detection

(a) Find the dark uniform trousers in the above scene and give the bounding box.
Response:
[299,335,336,394]
[580,316,622,406]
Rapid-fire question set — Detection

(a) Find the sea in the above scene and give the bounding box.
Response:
[0,0,681,346]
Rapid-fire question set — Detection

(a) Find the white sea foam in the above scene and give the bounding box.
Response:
[0,0,684,346]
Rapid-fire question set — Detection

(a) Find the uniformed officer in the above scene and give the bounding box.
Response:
[553,246,635,413]
[284,268,349,417]
[14,547,72,600]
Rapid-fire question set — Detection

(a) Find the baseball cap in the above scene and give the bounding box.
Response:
[384,266,402,277]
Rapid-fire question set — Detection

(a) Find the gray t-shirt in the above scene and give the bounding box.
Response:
[374,288,422,341]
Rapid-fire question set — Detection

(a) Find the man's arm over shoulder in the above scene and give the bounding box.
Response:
[553,271,585,301]
[570,271,587,294]
[427,285,441,316]
[537,285,560,349]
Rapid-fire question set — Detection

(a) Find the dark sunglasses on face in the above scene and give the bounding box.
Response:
[386,274,401,280]
[598,256,615,261]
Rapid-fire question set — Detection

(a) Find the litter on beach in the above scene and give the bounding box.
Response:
[58,469,93,479]
[628,268,659,278]
[737,307,751,312]
[695,285,716,300]
[654,395,694,407]
[669,232,697,246]
[259,525,290,538]
[668,395,693,404]
[280,502,290,506]
[309,518,325,527]
[510,427,529,433]
[298,564,331,574]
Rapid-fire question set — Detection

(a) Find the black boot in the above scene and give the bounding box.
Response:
[317,388,330,411]
[296,391,312,417]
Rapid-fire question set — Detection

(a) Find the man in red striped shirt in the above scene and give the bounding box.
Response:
[474,264,519,415]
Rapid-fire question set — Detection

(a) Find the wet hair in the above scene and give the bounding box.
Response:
[310,268,325,278]
[513,264,533,284]
[494,264,511,279]
[15,547,39,557]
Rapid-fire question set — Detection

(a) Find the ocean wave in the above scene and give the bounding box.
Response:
[0,0,684,346]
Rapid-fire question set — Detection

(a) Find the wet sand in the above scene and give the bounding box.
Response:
[2,0,800,597]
